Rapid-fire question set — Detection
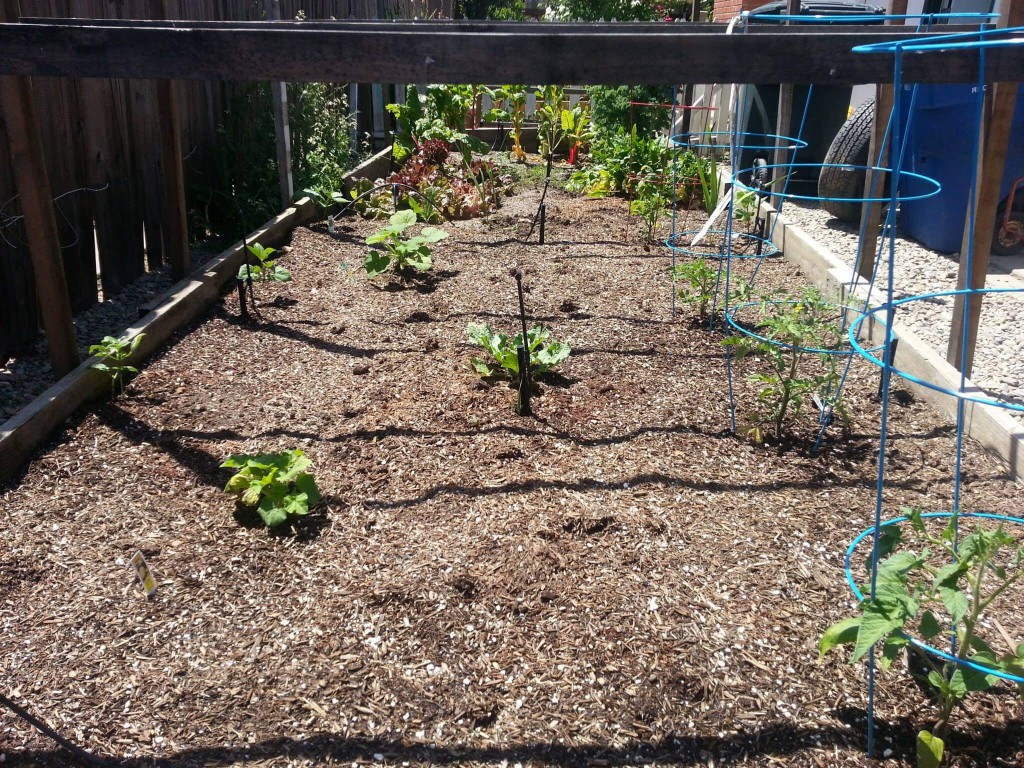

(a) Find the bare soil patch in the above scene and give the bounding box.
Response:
[1,165,1022,768]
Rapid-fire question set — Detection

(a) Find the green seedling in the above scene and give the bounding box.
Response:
[222,449,322,528]
[238,242,292,283]
[672,258,719,322]
[467,322,570,380]
[364,210,448,278]
[89,333,145,396]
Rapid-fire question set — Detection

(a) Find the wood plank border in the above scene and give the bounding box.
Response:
[0,198,317,484]
[0,22,1019,85]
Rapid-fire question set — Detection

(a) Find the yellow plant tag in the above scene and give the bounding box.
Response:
[129,551,157,598]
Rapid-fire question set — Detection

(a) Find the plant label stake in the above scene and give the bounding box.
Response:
[129,551,157,598]
[514,268,532,417]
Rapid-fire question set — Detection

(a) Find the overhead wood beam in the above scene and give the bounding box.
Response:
[0,1,78,378]
[0,22,1019,85]
[947,0,1024,376]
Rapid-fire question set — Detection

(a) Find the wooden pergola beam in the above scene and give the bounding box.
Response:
[0,1,78,378]
[0,21,1020,85]
[947,0,1024,375]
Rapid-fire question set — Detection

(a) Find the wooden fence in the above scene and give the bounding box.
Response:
[0,0,453,365]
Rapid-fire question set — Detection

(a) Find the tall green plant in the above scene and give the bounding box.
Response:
[696,151,720,214]
[535,85,566,160]
[90,334,145,397]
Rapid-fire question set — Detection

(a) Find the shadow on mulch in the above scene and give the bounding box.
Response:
[379,269,461,295]
[11,712,1024,768]
[231,502,331,543]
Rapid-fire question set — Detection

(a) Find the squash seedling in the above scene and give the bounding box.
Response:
[222,449,322,528]
[364,210,448,278]
[467,322,570,380]
[237,242,292,283]
[89,333,145,397]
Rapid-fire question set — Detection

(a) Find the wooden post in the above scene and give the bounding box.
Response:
[155,0,190,281]
[947,0,1024,375]
[771,0,800,210]
[0,0,79,377]
[854,0,907,282]
[265,0,293,209]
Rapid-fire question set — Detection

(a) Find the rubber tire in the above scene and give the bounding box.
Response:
[993,211,1024,256]
[818,98,875,223]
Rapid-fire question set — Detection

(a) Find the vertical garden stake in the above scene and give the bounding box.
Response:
[878,337,899,399]
[514,268,532,417]
[539,204,546,245]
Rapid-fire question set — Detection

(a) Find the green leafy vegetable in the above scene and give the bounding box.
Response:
[364,210,448,278]
[238,242,292,283]
[221,449,322,528]
[467,322,570,380]
[89,334,145,397]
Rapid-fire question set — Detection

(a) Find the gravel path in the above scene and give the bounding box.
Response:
[779,201,1024,416]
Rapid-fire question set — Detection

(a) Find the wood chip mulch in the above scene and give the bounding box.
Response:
[1,164,1022,768]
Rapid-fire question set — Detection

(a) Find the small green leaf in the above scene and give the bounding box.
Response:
[917,730,944,768]
[819,617,861,659]
[470,357,494,377]
[389,209,417,230]
[880,634,908,670]
[919,610,942,640]
[938,586,968,625]
[364,250,391,278]
[851,603,906,663]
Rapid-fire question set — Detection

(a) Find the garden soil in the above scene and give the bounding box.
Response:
[1,165,1022,768]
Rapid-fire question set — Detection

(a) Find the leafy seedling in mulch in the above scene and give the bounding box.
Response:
[221,449,322,528]
[630,185,669,244]
[672,257,719,322]
[364,210,448,278]
[723,287,848,442]
[237,242,292,283]
[467,322,570,380]
[821,507,1024,768]
[89,333,145,397]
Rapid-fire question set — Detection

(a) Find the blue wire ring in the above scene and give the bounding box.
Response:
[726,300,884,356]
[746,12,997,24]
[665,230,778,260]
[853,25,1024,54]
[670,132,809,152]
[732,164,942,204]
[845,511,1024,685]
[848,288,1024,414]
[724,301,884,358]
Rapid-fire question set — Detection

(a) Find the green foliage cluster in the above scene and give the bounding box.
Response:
[822,508,1024,767]
[364,210,448,278]
[484,85,529,162]
[586,85,673,139]
[456,0,526,19]
[188,82,356,242]
[630,187,669,243]
[89,334,145,397]
[237,242,292,283]
[467,322,571,379]
[567,128,667,197]
[723,287,848,441]
[386,84,488,163]
[222,449,322,528]
[547,0,660,21]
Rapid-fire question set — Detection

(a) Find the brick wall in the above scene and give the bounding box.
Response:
[713,0,765,22]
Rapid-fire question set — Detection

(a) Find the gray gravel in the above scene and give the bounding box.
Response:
[780,200,1024,417]
[0,247,215,422]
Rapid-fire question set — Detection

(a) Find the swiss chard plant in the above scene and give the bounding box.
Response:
[671,258,719,322]
[364,210,448,278]
[484,85,529,163]
[722,287,848,442]
[237,242,292,283]
[535,85,566,161]
[467,322,570,380]
[221,449,322,528]
[90,333,145,397]
[821,508,1024,768]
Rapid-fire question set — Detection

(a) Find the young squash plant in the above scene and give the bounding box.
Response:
[821,508,1024,768]
[364,210,448,278]
[467,322,570,380]
[89,333,145,397]
[221,449,322,528]
[237,242,292,283]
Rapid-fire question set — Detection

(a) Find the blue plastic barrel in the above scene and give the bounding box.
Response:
[900,84,1024,254]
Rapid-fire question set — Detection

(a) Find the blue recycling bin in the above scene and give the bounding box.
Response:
[900,83,1024,254]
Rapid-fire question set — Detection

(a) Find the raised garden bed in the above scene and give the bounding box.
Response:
[1,161,1022,768]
